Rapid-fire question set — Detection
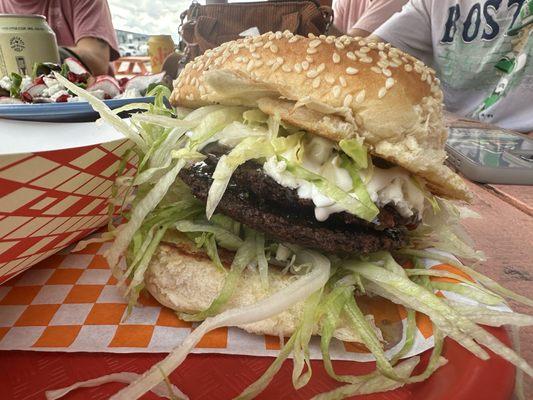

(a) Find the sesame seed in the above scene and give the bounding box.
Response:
[312,77,321,88]
[305,55,314,63]
[288,36,300,43]
[264,41,272,49]
[268,33,275,40]
[307,69,319,78]
[346,67,358,75]
[360,57,373,63]
[302,61,310,70]
[379,51,387,59]
[276,57,284,64]
[377,60,389,69]
[377,42,385,50]
[368,42,377,48]
[317,63,325,73]
[266,59,276,66]
[339,76,347,87]
[346,52,356,61]
[309,39,322,48]
[270,44,279,53]
[319,34,327,40]
[385,78,395,89]
[382,68,392,77]
[378,87,387,98]
[343,94,353,107]
[404,64,413,72]
[325,75,335,84]
[358,40,366,46]
[235,56,243,63]
[307,47,318,54]
[326,36,335,43]
[252,52,260,59]
[335,41,345,49]
[275,31,282,39]
[333,53,341,63]
[282,64,292,72]
[355,90,366,103]
[253,36,263,43]
[308,33,316,39]
[255,60,264,68]
[371,66,382,74]
[421,72,428,81]
[332,85,341,98]
[360,46,371,53]
[294,63,302,73]
[392,57,402,65]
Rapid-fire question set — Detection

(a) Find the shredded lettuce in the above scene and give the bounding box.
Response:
[282,157,379,222]
[339,137,368,169]
[45,372,188,400]
[292,289,323,389]
[343,295,404,381]
[400,249,533,307]
[180,229,258,321]
[255,232,269,288]
[175,220,243,250]
[318,286,358,383]
[339,155,379,217]
[312,357,423,400]
[206,136,274,218]
[345,260,533,377]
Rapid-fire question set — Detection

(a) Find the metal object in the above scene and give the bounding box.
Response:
[0,14,59,77]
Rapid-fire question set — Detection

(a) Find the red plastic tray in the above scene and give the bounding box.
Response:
[0,326,514,400]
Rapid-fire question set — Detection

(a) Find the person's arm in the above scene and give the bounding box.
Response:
[70,0,120,75]
[348,0,408,37]
[67,37,110,76]
[347,27,371,37]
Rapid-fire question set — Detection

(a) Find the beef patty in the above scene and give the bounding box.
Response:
[178,144,411,254]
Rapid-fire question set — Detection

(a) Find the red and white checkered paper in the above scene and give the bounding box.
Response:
[0,238,470,361]
[0,140,136,284]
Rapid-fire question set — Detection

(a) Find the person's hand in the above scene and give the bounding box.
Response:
[67,37,110,76]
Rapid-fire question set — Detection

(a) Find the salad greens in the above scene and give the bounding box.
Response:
[49,81,533,400]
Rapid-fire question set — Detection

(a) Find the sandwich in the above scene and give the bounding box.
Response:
[53,31,533,400]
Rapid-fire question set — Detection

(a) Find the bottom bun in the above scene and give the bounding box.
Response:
[144,242,370,342]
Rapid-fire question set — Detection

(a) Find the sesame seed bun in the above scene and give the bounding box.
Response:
[170,31,472,202]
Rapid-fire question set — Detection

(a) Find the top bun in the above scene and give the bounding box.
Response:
[170,31,471,201]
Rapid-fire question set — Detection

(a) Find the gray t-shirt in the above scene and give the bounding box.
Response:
[375,0,532,132]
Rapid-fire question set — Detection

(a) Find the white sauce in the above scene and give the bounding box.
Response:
[263,136,426,222]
